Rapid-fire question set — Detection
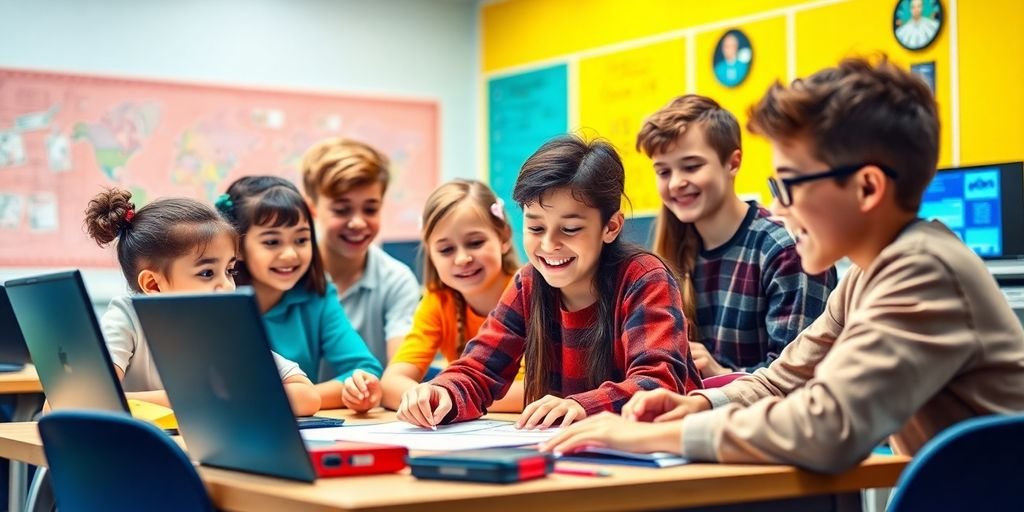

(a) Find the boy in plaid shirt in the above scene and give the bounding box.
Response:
[638,95,836,375]
[397,136,702,428]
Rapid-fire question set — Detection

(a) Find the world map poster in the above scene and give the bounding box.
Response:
[0,68,438,267]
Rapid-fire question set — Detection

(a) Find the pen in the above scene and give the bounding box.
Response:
[553,466,612,477]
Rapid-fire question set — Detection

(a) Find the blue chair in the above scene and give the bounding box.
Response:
[37,410,213,512]
[887,414,1024,512]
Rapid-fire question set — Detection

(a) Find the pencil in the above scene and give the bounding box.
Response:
[553,466,612,477]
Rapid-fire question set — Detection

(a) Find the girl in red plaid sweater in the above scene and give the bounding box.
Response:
[397,135,702,428]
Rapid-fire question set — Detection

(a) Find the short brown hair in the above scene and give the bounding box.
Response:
[636,94,741,164]
[747,56,939,212]
[299,138,390,203]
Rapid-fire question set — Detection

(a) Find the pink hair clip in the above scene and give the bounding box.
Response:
[490,199,505,222]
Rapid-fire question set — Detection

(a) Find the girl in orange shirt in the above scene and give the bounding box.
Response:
[345,180,524,411]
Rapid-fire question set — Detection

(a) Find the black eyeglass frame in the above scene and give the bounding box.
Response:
[767,163,898,207]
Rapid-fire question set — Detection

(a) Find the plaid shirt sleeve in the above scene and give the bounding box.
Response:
[568,260,703,415]
[751,245,838,373]
[432,269,530,423]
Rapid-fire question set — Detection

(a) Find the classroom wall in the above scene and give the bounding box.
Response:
[480,0,1024,214]
[0,0,478,297]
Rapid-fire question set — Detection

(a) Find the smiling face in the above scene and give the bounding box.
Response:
[241,219,314,297]
[769,138,863,274]
[314,182,383,261]
[653,124,740,225]
[522,187,622,310]
[427,201,511,298]
[150,231,238,294]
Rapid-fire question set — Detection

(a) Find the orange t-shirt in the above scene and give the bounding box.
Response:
[391,274,524,379]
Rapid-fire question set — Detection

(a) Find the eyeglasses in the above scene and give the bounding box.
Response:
[767,163,898,207]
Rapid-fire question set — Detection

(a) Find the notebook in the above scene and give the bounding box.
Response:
[557,447,689,468]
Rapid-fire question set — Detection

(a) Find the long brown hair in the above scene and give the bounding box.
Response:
[512,135,645,403]
[637,94,742,341]
[84,188,237,293]
[218,176,328,296]
[420,179,519,354]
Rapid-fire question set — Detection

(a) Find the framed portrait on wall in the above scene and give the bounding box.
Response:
[712,29,752,88]
[893,0,943,51]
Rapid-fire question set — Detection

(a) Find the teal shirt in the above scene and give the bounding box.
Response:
[263,281,383,382]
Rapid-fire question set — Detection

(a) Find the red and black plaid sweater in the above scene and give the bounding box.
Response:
[433,253,702,423]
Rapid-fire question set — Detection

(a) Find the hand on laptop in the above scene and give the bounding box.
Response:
[396,384,452,428]
[342,369,383,413]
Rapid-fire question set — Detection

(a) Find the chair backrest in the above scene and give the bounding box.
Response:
[887,414,1024,512]
[38,410,214,512]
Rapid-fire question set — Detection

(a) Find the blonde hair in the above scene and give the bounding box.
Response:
[637,94,742,342]
[299,138,390,202]
[420,179,518,354]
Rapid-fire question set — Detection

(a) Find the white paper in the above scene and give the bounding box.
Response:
[301,419,558,451]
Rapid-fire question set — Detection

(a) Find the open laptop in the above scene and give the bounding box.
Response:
[3,271,129,413]
[133,289,364,482]
[0,285,33,372]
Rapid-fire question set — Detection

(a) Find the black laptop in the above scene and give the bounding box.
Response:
[0,285,33,372]
[133,289,348,482]
[4,271,129,413]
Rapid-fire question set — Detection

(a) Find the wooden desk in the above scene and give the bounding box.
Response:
[0,365,43,512]
[0,409,909,512]
[0,365,42,395]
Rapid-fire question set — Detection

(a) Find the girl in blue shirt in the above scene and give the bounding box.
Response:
[218,176,383,411]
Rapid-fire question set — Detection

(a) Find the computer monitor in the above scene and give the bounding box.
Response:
[919,162,1024,260]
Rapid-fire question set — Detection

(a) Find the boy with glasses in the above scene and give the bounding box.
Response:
[542,57,1024,472]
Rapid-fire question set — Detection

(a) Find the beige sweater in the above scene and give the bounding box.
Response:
[681,220,1024,473]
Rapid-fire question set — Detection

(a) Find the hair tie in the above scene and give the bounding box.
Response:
[214,193,235,219]
[117,208,136,237]
[490,198,506,222]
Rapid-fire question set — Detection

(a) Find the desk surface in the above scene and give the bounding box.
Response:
[0,409,909,512]
[0,366,41,395]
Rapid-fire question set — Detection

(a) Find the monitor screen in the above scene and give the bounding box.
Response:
[919,162,1024,260]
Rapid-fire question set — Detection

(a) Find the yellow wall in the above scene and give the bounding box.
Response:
[482,0,1024,203]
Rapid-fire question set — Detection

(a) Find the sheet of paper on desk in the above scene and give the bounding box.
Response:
[300,419,558,451]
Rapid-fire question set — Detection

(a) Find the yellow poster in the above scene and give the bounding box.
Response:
[578,39,686,215]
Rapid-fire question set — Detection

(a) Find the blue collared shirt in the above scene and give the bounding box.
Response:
[334,245,419,369]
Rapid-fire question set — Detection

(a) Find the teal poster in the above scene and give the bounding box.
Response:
[488,64,568,260]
